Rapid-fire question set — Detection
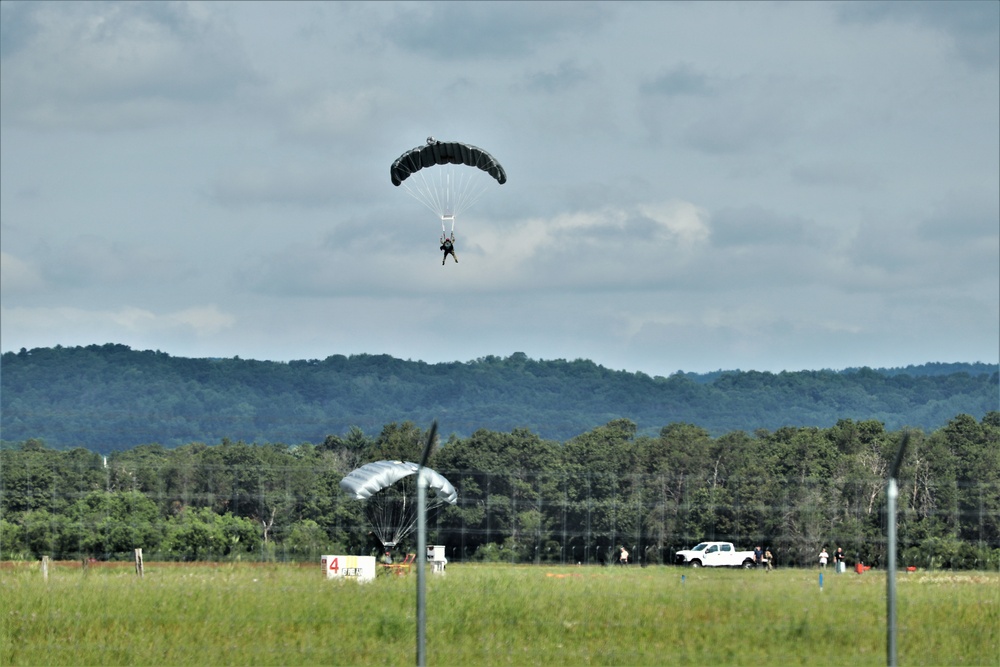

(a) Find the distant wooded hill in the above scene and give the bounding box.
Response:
[1,344,997,452]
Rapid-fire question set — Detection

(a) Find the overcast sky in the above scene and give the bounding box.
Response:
[2,1,998,376]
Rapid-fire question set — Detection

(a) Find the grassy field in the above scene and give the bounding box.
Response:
[2,561,997,666]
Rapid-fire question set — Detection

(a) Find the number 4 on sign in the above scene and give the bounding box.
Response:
[329,557,339,574]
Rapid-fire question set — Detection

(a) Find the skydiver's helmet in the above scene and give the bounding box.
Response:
[427,136,435,145]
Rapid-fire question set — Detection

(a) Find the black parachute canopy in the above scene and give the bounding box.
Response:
[390,139,507,187]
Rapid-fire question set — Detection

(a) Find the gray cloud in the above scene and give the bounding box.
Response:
[1,2,995,374]
[381,2,611,60]
[790,161,885,191]
[0,1,42,59]
[709,206,813,248]
[0,1,259,130]
[208,165,338,209]
[521,61,592,94]
[837,0,1000,70]
[641,63,715,97]
[917,193,1000,242]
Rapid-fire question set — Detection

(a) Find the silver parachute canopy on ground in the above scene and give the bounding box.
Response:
[339,460,458,550]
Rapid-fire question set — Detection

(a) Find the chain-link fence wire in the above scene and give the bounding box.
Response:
[3,461,997,569]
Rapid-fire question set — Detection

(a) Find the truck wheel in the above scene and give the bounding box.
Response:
[689,560,701,568]
[742,559,754,569]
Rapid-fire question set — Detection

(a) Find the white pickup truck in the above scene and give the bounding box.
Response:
[674,542,757,568]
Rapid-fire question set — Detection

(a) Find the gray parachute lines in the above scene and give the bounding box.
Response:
[339,460,458,550]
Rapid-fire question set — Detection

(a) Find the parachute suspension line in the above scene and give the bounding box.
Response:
[362,486,448,552]
[451,151,493,215]
[367,494,390,548]
[372,492,403,549]
[368,481,409,550]
[401,169,446,220]
[360,475,450,552]
[448,162,484,222]
[399,159,495,233]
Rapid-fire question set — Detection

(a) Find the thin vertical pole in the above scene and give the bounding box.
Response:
[415,421,436,667]
[887,477,898,666]
[416,467,427,667]
[886,431,909,667]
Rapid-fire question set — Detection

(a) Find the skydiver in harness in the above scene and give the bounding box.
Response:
[440,232,458,265]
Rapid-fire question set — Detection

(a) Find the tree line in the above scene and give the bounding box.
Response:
[2,344,997,449]
[2,413,997,569]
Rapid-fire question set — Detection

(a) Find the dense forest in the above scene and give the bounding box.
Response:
[2,344,997,450]
[1,413,997,569]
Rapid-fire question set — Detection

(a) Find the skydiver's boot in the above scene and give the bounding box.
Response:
[442,257,445,265]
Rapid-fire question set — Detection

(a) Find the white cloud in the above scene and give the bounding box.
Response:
[165,305,236,336]
[0,251,45,294]
[1,303,235,345]
[236,199,712,297]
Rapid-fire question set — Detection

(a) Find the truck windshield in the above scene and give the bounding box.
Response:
[692,543,708,551]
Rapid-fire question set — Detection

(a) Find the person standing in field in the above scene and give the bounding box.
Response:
[834,546,845,572]
[618,546,629,565]
[764,548,773,572]
[819,547,829,568]
[754,545,763,568]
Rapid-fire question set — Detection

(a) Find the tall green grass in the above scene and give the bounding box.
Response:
[2,562,996,666]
